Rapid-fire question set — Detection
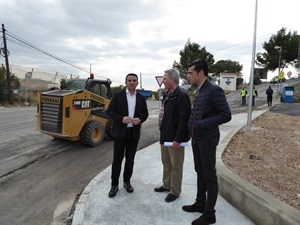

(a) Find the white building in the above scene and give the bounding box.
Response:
[219,73,237,91]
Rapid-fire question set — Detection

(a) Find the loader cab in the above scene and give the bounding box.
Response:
[67,79,85,91]
[67,78,112,99]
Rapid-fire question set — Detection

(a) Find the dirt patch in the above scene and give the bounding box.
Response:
[222,109,300,211]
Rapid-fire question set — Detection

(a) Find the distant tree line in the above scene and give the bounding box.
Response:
[2,27,299,104]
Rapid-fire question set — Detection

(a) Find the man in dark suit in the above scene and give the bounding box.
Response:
[182,60,231,225]
[106,73,149,198]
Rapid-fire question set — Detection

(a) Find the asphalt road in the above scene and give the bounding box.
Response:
[0,101,161,225]
[270,103,300,116]
[0,80,298,225]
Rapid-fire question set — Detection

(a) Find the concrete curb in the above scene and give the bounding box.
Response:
[216,110,300,225]
[72,173,104,225]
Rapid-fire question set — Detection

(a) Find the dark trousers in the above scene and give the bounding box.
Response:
[252,96,256,106]
[191,136,219,215]
[267,95,272,106]
[111,128,139,186]
[241,96,246,105]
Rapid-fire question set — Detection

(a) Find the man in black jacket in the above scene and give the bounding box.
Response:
[106,73,149,198]
[154,69,191,203]
[182,60,231,225]
[266,86,274,107]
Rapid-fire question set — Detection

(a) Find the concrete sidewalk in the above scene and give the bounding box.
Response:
[71,110,266,225]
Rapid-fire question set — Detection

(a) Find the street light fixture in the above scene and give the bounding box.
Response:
[274,46,282,95]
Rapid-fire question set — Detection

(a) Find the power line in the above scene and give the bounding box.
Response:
[210,33,271,53]
[4,29,122,82]
[5,30,90,73]
[6,36,41,54]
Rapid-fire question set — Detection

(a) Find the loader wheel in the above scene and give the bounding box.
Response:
[80,121,105,147]
[105,119,114,140]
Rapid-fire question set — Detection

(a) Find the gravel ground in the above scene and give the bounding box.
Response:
[222,104,300,211]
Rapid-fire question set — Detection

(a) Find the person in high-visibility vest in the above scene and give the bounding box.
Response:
[151,94,156,101]
[252,86,258,106]
[240,88,247,105]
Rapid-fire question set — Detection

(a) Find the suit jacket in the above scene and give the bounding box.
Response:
[107,88,149,140]
[188,79,231,140]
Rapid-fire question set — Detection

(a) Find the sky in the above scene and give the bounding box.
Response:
[0,0,299,91]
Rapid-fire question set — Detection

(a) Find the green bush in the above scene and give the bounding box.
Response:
[292,83,300,103]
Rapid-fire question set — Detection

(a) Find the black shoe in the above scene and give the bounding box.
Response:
[154,186,169,192]
[108,186,118,198]
[182,202,205,213]
[165,193,178,202]
[192,213,216,225]
[124,182,134,193]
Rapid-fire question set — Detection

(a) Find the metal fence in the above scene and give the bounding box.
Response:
[9,64,79,83]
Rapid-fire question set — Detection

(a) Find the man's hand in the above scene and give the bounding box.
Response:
[122,116,132,124]
[132,118,141,125]
[173,141,181,148]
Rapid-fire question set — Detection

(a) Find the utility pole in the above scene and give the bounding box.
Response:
[2,24,13,104]
[246,0,258,131]
[274,46,282,95]
[54,72,58,83]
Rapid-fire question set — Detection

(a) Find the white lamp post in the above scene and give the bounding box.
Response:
[246,0,258,131]
[274,46,282,95]
[294,59,299,78]
[24,72,32,105]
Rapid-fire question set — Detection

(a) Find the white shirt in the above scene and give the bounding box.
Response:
[126,88,136,127]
